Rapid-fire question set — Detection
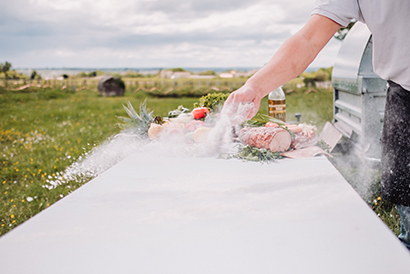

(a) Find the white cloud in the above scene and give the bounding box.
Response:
[1,0,341,69]
[30,0,82,11]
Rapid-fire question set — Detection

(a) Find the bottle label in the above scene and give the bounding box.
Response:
[268,99,286,122]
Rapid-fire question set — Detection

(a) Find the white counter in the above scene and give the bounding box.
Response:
[1,151,409,273]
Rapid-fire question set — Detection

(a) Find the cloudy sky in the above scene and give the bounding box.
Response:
[1,0,342,69]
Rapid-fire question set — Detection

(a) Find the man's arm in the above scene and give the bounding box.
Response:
[248,14,341,96]
[223,14,341,120]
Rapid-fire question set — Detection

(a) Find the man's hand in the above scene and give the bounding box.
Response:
[221,83,263,124]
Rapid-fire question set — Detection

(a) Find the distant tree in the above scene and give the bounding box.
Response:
[77,71,98,78]
[62,74,69,79]
[334,21,356,41]
[302,67,333,87]
[313,67,333,81]
[322,67,333,76]
[303,77,316,87]
[95,70,105,76]
[315,70,328,82]
[30,70,38,80]
[167,68,187,72]
[0,61,12,87]
[199,70,216,76]
[87,71,97,77]
[125,71,145,78]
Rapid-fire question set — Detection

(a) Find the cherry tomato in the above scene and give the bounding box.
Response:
[191,107,209,119]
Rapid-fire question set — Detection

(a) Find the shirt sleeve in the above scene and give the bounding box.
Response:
[311,0,362,27]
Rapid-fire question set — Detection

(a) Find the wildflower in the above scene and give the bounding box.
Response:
[10,214,14,218]
[2,181,5,184]
[26,197,33,202]
[10,199,13,202]
[21,200,24,202]
[12,220,15,224]
[377,197,381,201]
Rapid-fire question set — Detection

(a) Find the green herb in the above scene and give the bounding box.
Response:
[317,139,331,152]
[219,144,283,163]
[193,92,229,113]
[168,105,190,118]
[244,114,295,140]
[245,113,286,127]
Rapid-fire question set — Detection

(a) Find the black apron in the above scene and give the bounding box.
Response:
[381,81,410,206]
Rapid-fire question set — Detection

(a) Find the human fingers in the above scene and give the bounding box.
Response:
[221,95,237,117]
[221,88,245,116]
[247,98,261,119]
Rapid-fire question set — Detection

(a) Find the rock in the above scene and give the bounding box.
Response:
[97,75,125,97]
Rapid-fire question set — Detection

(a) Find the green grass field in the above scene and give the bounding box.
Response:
[0,85,398,237]
[0,87,202,235]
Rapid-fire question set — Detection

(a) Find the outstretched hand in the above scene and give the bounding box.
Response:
[221,84,263,124]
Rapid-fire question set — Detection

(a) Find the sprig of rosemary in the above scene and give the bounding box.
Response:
[244,113,286,127]
[219,144,283,163]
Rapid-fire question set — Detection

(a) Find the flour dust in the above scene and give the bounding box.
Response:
[330,147,381,202]
[43,102,253,191]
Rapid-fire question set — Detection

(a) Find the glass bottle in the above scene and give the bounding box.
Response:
[268,86,286,122]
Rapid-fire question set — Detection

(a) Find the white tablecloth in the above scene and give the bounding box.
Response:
[1,152,409,273]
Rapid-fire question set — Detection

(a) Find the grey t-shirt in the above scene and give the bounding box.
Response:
[312,0,410,91]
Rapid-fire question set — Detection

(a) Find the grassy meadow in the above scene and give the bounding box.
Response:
[0,84,398,237]
[0,87,202,235]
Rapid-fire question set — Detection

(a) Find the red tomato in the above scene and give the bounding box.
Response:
[191,107,209,119]
[265,122,279,127]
